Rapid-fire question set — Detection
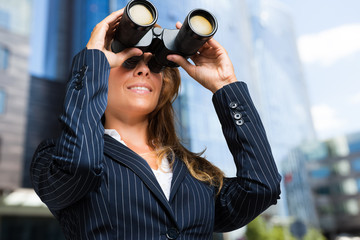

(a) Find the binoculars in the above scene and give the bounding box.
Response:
[111,0,218,73]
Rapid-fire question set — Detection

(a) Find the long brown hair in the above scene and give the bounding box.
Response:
[147,67,224,191]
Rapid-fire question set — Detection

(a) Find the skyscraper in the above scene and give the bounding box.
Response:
[0,0,32,190]
[247,0,316,167]
[246,0,316,216]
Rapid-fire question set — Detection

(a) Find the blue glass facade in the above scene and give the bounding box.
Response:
[352,158,360,172]
[0,0,32,36]
[348,133,360,154]
[0,89,5,114]
[247,0,316,164]
[246,0,317,218]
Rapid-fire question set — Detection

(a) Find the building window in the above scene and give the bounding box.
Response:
[337,199,359,216]
[0,46,9,70]
[0,89,5,114]
[314,186,331,195]
[352,158,360,172]
[0,9,10,31]
[310,167,331,179]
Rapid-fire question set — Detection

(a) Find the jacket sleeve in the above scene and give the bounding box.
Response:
[212,81,281,232]
[30,48,110,211]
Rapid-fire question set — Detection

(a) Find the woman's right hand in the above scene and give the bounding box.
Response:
[86,8,143,68]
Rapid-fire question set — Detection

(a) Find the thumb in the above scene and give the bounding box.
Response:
[107,47,143,68]
[167,54,195,78]
[119,47,143,60]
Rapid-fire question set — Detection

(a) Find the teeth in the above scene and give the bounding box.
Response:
[130,86,150,91]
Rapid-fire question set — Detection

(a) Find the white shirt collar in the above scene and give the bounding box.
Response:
[104,129,127,146]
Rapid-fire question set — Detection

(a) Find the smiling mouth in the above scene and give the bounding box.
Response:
[128,86,152,93]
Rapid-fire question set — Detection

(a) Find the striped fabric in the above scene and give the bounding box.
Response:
[30,48,281,240]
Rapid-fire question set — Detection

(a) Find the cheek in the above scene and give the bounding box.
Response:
[155,74,164,94]
[108,69,128,92]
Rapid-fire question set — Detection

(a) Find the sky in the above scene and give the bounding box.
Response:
[278,0,360,140]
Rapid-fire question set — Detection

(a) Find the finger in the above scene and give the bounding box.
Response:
[189,53,201,63]
[101,8,124,25]
[175,21,182,29]
[106,48,143,68]
[118,47,143,60]
[206,38,224,50]
[167,54,195,77]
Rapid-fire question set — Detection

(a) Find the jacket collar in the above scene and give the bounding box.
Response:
[103,135,187,226]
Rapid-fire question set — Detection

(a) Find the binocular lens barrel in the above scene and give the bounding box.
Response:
[175,9,218,56]
[112,1,218,73]
[114,0,158,48]
[189,15,213,35]
[129,3,154,25]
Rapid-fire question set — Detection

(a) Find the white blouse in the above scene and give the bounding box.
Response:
[104,129,173,200]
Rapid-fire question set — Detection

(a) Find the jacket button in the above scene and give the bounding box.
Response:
[236,119,244,126]
[233,112,242,119]
[74,82,83,90]
[166,227,179,239]
[229,102,238,109]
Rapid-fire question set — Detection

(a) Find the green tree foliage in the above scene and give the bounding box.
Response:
[245,216,327,240]
[245,216,268,240]
[303,228,327,240]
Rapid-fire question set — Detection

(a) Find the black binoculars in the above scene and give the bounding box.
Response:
[111,0,218,73]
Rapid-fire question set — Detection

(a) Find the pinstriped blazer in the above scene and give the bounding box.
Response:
[30,48,281,240]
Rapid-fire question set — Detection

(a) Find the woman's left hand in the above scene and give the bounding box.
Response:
[167,22,238,93]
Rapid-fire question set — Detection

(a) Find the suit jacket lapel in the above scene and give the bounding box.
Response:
[169,156,187,203]
[103,135,180,228]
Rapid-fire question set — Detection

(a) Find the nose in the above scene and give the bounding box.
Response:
[134,53,153,77]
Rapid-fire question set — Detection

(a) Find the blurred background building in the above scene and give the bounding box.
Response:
[1,0,356,239]
[283,132,360,239]
[0,0,31,192]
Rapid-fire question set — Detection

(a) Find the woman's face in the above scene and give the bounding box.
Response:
[106,53,163,121]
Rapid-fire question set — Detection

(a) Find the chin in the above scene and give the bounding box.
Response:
[130,103,157,115]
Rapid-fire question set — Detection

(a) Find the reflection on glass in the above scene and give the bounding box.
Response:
[0,89,6,114]
[352,158,360,172]
[310,167,331,179]
[0,46,9,70]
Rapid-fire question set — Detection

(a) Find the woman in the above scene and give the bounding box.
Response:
[31,8,281,240]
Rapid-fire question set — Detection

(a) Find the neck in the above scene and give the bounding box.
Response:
[104,112,161,169]
[104,112,150,149]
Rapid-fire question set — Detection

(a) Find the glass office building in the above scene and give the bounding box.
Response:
[247,0,316,165]
[284,132,360,237]
[307,132,360,236]
[0,0,32,190]
[245,0,316,217]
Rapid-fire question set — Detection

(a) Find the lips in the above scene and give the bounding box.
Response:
[127,83,153,93]
[129,86,151,92]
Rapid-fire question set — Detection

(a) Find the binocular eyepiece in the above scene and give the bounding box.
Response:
[111,0,218,73]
